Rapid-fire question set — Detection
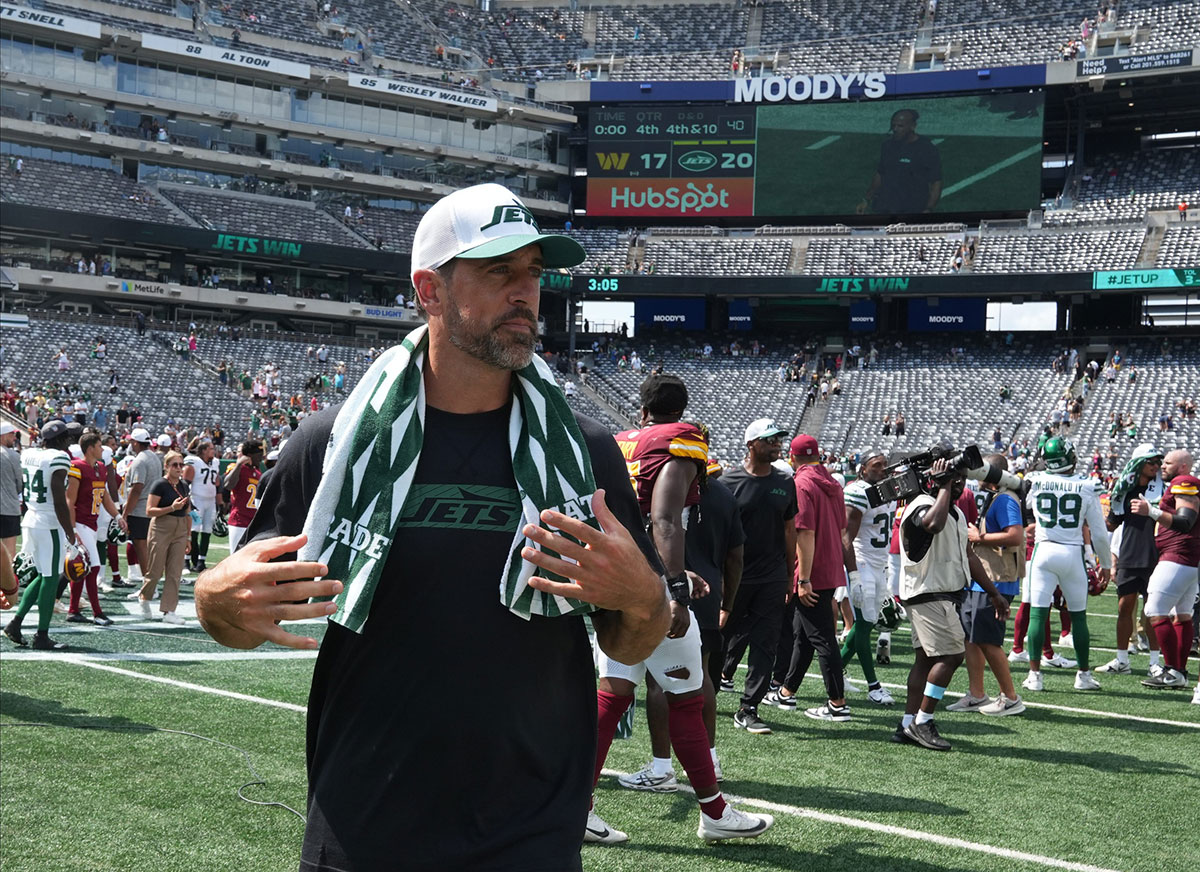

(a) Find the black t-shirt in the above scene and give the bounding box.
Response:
[720,465,798,585]
[874,135,942,214]
[244,402,658,872]
[1116,485,1158,569]
[148,477,190,517]
[684,477,745,630]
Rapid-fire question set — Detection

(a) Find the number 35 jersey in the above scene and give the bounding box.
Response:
[843,480,895,570]
[1024,471,1112,567]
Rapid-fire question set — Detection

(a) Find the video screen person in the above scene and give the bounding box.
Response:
[857,109,943,215]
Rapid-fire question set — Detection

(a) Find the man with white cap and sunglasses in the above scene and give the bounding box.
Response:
[0,421,22,586]
[196,184,672,870]
[121,427,161,590]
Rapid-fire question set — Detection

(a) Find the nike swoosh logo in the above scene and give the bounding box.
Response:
[586,826,610,838]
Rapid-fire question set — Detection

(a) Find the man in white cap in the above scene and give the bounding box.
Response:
[720,417,798,735]
[121,427,161,587]
[0,421,22,582]
[196,183,672,869]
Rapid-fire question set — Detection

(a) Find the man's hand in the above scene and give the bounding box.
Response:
[966,523,982,544]
[1130,498,1151,516]
[793,579,818,607]
[1095,567,1112,594]
[195,533,342,650]
[521,488,664,622]
[990,592,1011,623]
[719,608,730,630]
[847,569,864,609]
[686,570,710,600]
[666,601,691,639]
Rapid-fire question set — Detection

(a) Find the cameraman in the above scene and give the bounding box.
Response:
[896,458,1009,751]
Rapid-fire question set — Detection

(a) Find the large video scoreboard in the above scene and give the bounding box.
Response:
[586,92,1045,219]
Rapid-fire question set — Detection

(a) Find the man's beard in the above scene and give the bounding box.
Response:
[443,298,537,372]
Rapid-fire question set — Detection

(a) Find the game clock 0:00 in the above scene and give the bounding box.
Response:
[588,105,758,180]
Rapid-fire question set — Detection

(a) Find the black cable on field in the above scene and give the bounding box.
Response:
[0,721,306,822]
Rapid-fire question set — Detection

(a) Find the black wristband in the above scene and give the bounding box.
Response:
[666,572,691,606]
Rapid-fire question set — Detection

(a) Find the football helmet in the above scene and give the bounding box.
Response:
[1086,565,1107,596]
[12,551,39,587]
[879,596,907,629]
[1042,436,1077,474]
[213,511,229,538]
[64,544,90,584]
[108,517,127,544]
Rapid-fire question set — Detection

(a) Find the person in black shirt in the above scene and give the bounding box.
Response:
[720,419,798,735]
[195,185,671,871]
[857,109,943,215]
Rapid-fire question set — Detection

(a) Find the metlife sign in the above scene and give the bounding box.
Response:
[907,297,986,332]
[0,3,101,38]
[140,33,311,80]
[634,297,705,331]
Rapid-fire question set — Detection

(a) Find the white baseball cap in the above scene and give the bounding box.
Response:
[0,421,16,435]
[102,446,113,464]
[409,183,585,287]
[157,434,173,447]
[744,418,788,444]
[129,427,152,443]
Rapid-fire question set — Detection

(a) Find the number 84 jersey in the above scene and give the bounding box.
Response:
[1024,472,1111,560]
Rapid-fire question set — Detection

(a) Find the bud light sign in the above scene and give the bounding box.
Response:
[635,297,706,331]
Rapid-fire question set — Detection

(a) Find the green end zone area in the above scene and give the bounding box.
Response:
[752,94,1044,217]
[2,543,1197,872]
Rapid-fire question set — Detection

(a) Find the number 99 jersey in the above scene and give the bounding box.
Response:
[1024,471,1111,564]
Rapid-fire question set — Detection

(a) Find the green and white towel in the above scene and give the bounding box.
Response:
[299,324,600,632]
[1108,444,1163,516]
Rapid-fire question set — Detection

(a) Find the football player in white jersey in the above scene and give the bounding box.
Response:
[3,420,76,650]
[841,450,897,705]
[184,438,221,573]
[1021,436,1112,691]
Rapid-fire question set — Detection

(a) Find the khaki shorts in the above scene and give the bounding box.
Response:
[908,599,966,657]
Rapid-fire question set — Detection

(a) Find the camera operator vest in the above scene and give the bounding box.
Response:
[973,488,1026,584]
[900,493,971,601]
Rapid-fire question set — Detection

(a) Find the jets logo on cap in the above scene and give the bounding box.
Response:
[480,202,540,232]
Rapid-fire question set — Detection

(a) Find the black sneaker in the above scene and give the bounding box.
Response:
[32,632,67,651]
[93,613,114,626]
[890,721,917,744]
[733,707,772,735]
[66,612,89,624]
[719,677,735,693]
[110,578,134,589]
[3,622,26,647]
[195,560,207,573]
[903,719,951,751]
[763,689,797,710]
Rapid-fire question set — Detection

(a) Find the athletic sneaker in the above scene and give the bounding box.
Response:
[945,694,991,712]
[1135,633,1151,653]
[1096,658,1131,675]
[1008,649,1030,663]
[979,693,1026,716]
[1148,663,1165,679]
[876,636,891,665]
[1059,633,1074,650]
[3,622,27,646]
[583,810,627,845]
[31,632,67,651]
[1022,671,1044,692]
[1044,653,1077,668]
[93,613,114,626]
[804,702,851,722]
[733,707,771,734]
[719,677,735,693]
[1074,670,1101,690]
[890,721,916,744]
[842,673,863,693]
[161,612,186,625]
[713,760,724,782]
[867,686,895,706]
[618,764,678,792]
[138,599,151,618]
[1192,684,1200,705]
[763,689,797,710]
[1141,667,1188,689]
[903,719,951,751]
[697,805,774,842]
[66,612,90,624]
[52,600,68,615]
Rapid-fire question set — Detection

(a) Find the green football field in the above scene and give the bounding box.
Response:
[752,94,1045,217]
[2,538,1197,872]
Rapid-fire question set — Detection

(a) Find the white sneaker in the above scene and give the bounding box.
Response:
[138,599,151,618]
[1074,670,1101,690]
[1022,671,1044,692]
[1059,633,1074,650]
[161,612,185,625]
[697,804,774,842]
[1096,658,1131,675]
[617,763,678,792]
[867,686,895,706]
[1136,633,1151,653]
[1148,663,1165,679]
[713,759,724,782]
[584,810,628,844]
[946,694,991,712]
[1008,649,1030,663]
[842,673,863,693]
[1191,684,1200,705]
[979,693,1026,716]
[1044,653,1077,668]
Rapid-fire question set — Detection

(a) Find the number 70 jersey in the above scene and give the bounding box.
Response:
[1024,471,1110,552]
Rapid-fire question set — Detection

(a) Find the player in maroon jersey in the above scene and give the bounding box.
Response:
[65,432,121,624]
[589,374,772,845]
[224,439,263,555]
[1138,450,1199,690]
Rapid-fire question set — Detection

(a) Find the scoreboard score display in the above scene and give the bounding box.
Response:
[586,93,1045,219]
